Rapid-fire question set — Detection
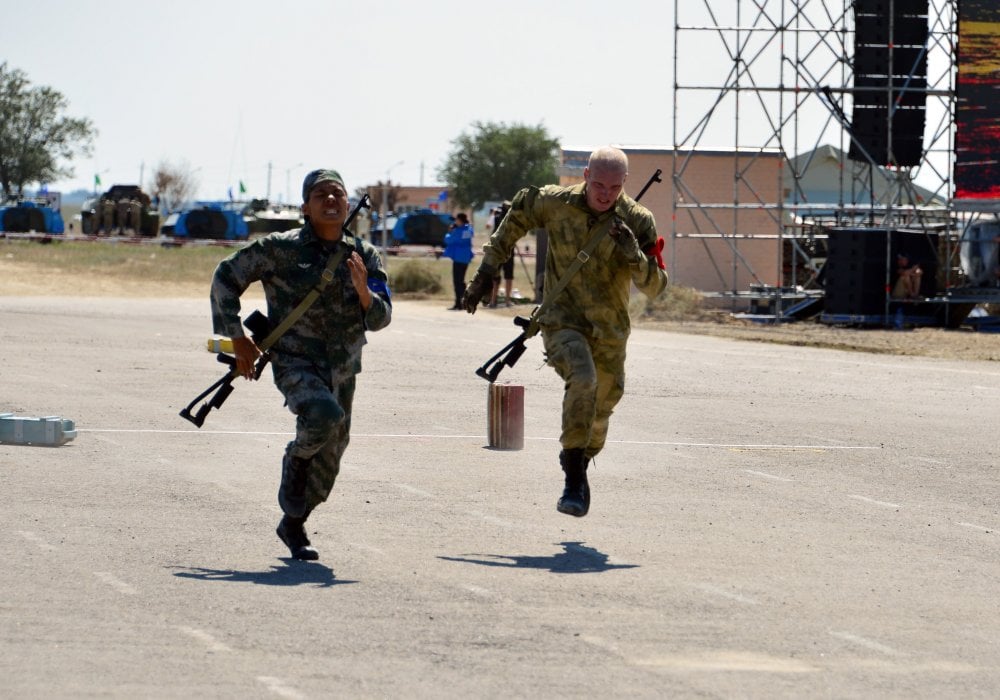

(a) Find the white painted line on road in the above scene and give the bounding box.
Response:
[957,522,994,533]
[802,434,850,445]
[830,630,904,656]
[176,625,232,653]
[848,495,902,509]
[17,530,56,551]
[394,483,434,498]
[75,428,879,451]
[93,571,138,596]
[79,428,297,435]
[694,583,761,605]
[743,469,793,482]
[256,676,305,700]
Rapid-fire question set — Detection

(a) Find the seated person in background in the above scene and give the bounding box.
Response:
[892,252,923,300]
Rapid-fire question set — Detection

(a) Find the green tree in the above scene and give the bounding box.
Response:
[438,121,559,209]
[0,62,96,198]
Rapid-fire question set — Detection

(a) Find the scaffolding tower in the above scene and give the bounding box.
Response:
[671,0,996,324]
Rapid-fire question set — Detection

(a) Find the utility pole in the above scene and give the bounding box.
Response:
[379,161,404,259]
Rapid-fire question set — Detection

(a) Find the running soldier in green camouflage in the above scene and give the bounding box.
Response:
[463,146,668,517]
[210,169,392,559]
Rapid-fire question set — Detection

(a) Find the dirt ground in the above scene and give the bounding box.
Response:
[636,316,1000,362]
[2,261,997,362]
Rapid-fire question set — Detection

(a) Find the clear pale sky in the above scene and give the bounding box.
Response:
[3,0,691,202]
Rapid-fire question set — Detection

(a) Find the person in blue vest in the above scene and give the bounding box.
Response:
[442,211,475,310]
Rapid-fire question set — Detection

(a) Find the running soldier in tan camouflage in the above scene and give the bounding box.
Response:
[210,169,392,559]
[463,146,668,517]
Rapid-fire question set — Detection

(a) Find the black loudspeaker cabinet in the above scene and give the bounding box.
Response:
[849,0,929,167]
[825,228,938,315]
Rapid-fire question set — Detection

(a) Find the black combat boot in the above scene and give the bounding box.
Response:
[276,514,319,561]
[278,453,310,518]
[556,448,591,517]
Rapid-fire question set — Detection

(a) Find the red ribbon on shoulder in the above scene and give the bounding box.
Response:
[644,236,666,270]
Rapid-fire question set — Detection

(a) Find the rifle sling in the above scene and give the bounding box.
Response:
[256,238,353,352]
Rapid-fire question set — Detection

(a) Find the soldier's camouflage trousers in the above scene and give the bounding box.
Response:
[542,327,626,458]
[273,361,356,513]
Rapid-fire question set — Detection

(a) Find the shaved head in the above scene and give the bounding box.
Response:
[587,146,629,176]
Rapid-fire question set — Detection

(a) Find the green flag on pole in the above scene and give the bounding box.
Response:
[239,180,246,194]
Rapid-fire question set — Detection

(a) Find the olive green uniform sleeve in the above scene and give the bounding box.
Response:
[479,186,545,272]
[620,203,669,300]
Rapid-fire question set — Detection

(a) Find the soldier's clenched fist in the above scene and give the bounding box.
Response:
[462,266,496,314]
[609,217,643,264]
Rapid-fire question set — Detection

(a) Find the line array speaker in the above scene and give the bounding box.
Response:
[849,0,929,167]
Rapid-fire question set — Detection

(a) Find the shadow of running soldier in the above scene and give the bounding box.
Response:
[438,541,639,574]
[461,146,668,518]
[172,562,355,589]
[210,169,392,561]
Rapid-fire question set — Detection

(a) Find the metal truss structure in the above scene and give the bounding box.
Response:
[671,0,996,322]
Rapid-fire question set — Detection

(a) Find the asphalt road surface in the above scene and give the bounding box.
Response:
[1,296,998,699]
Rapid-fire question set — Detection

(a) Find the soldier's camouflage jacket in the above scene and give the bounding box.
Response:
[210,222,392,374]
[481,182,668,341]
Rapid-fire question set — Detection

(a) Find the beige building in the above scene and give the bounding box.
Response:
[561,146,784,296]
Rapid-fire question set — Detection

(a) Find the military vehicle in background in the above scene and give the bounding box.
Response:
[80,185,160,236]
[242,198,304,234]
[391,209,453,246]
[160,201,249,240]
[0,192,65,233]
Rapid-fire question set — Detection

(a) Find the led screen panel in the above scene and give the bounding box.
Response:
[955,1,1000,203]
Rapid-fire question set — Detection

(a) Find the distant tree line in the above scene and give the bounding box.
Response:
[1,62,561,212]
